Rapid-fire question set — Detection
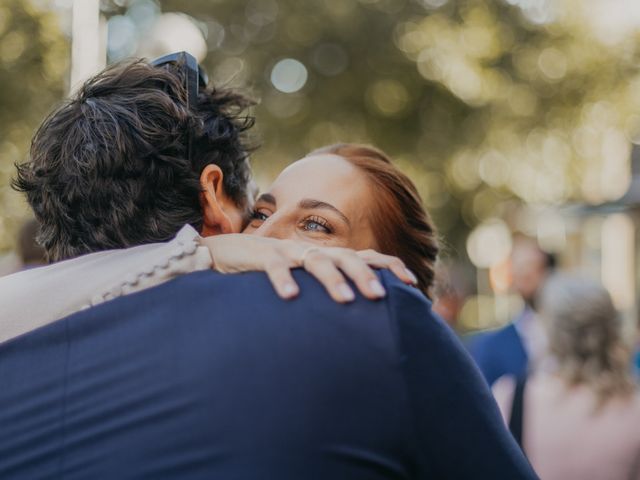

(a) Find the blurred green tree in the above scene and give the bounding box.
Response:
[143,0,640,256]
[0,0,68,251]
[5,0,639,262]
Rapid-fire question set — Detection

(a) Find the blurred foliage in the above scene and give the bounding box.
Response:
[0,0,68,251]
[149,0,640,256]
[2,0,640,260]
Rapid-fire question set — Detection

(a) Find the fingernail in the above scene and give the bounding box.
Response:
[369,279,386,297]
[338,283,355,302]
[282,283,298,298]
[405,268,418,284]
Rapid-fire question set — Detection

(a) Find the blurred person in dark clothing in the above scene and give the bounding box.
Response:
[633,337,640,378]
[468,238,556,386]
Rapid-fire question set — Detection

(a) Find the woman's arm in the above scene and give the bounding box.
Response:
[0,225,417,343]
[201,234,417,303]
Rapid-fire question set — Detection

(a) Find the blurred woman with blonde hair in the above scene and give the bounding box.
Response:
[493,275,640,480]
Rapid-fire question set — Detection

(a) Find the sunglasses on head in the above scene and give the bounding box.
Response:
[150,51,209,108]
[150,51,209,163]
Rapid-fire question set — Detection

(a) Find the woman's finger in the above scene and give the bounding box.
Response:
[328,250,386,300]
[302,250,355,303]
[386,258,417,285]
[264,258,300,300]
[357,250,417,285]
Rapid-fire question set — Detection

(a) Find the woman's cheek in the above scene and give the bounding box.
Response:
[297,232,346,248]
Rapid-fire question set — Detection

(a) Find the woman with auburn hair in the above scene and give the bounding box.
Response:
[314,143,439,297]
[1,143,439,341]
[245,143,439,299]
[493,275,640,480]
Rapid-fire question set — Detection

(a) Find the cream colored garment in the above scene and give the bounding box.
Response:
[0,225,212,344]
[493,373,640,480]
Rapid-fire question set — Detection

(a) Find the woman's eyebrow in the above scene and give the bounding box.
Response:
[298,198,350,227]
[256,193,276,206]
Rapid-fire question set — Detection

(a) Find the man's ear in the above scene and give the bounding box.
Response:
[199,164,234,237]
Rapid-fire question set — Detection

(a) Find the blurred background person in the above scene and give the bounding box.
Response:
[432,261,472,330]
[493,275,640,480]
[634,335,640,378]
[0,250,20,277]
[467,237,556,386]
[15,218,46,270]
[0,218,46,276]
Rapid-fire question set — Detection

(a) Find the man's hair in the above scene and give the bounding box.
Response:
[13,59,254,262]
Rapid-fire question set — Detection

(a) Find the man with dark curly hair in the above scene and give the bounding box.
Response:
[14,58,255,262]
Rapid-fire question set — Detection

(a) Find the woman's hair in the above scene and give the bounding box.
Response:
[539,275,636,403]
[309,143,439,299]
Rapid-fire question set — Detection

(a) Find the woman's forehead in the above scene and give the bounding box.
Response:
[271,154,366,194]
[280,153,349,175]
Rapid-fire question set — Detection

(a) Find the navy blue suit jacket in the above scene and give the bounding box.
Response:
[467,323,528,387]
[0,269,537,479]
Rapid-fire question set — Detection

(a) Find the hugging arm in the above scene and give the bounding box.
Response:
[0,225,415,343]
[382,272,539,479]
[202,234,416,302]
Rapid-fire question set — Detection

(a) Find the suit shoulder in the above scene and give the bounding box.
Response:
[144,268,396,332]
[377,270,460,347]
[378,269,432,306]
[468,323,518,350]
[166,268,388,314]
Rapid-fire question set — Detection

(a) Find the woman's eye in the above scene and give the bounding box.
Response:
[250,210,269,222]
[301,218,331,234]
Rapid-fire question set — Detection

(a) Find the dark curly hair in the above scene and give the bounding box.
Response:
[13,59,255,262]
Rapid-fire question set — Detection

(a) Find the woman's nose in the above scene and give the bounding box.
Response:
[252,219,289,240]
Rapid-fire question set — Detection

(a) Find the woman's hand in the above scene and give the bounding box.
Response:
[199,234,417,303]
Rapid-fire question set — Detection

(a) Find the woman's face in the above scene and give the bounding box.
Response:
[244,154,378,250]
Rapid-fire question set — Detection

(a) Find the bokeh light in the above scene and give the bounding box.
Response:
[270,58,308,93]
[466,219,513,269]
[107,15,138,59]
[136,13,207,61]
